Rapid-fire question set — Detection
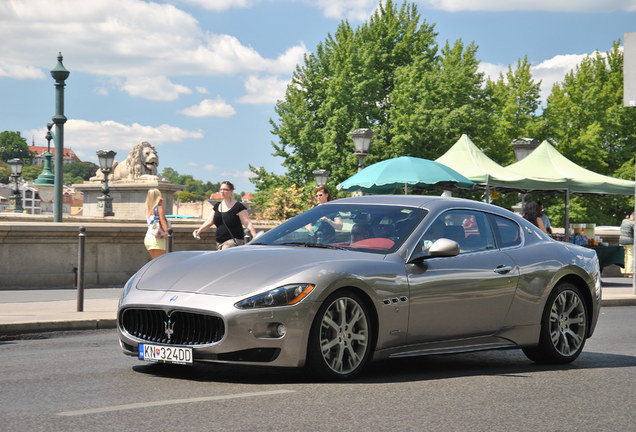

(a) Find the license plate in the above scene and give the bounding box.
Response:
[139,343,193,365]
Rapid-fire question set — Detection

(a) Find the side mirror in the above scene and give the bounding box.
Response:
[408,238,460,263]
[429,238,460,257]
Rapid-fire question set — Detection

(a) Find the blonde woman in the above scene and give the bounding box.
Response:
[144,188,169,259]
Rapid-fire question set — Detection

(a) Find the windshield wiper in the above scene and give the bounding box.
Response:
[303,242,348,250]
[276,241,347,250]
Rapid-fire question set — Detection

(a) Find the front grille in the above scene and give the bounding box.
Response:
[120,308,225,345]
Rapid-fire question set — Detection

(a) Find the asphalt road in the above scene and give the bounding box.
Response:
[1,307,635,432]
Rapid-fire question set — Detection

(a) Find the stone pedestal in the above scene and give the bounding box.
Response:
[74,181,184,219]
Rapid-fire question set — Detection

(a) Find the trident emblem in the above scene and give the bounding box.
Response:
[164,318,175,341]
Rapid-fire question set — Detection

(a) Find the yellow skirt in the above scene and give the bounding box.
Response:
[144,231,166,251]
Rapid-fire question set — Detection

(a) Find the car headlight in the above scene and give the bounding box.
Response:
[235,283,315,309]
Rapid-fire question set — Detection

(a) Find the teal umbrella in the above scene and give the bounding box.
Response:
[337,156,474,194]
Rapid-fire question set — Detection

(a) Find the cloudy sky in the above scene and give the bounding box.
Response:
[1,0,634,193]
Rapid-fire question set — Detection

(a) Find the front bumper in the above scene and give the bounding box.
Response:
[118,289,320,368]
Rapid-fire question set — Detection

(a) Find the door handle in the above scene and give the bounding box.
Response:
[493,265,513,274]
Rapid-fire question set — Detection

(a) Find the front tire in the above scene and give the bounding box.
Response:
[523,283,588,364]
[306,291,373,380]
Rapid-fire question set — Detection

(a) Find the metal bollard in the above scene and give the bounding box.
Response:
[168,228,174,252]
[77,226,86,312]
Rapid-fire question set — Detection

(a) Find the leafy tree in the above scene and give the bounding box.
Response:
[260,184,307,221]
[176,191,203,203]
[21,165,43,181]
[485,56,544,165]
[542,40,636,224]
[260,1,501,203]
[389,39,492,160]
[0,131,34,163]
[267,0,439,193]
[64,161,98,182]
[0,162,10,183]
[160,167,221,202]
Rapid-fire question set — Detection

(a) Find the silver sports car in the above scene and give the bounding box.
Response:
[118,195,601,380]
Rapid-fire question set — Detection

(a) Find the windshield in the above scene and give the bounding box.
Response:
[253,204,426,254]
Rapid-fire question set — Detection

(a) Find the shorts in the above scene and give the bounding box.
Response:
[145,231,167,251]
[217,238,245,250]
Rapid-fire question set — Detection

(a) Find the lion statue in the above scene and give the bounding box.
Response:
[91,141,164,182]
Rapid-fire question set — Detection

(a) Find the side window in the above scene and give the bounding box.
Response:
[417,210,496,254]
[490,214,522,248]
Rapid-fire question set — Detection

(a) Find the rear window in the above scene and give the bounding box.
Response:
[490,214,521,248]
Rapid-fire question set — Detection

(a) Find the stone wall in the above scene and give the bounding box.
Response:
[0,220,216,289]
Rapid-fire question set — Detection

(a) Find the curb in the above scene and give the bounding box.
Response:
[0,319,117,339]
[601,299,636,307]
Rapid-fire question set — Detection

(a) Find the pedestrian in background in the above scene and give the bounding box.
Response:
[522,200,547,233]
[537,201,552,234]
[619,211,634,278]
[314,186,343,230]
[193,181,256,250]
[144,188,169,259]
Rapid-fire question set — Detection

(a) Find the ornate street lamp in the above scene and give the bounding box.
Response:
[511,138,539,161]
[50,52,70,222]
[96,150,116,217]
[8,158,24,213]
[350,128,374,171]
[312,169,330,186]
[36,123,55,186]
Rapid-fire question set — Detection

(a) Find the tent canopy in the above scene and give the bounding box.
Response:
[502,140,635,195]
[337,156,474,194]
[436,134,528,188]
[437,135,635,195]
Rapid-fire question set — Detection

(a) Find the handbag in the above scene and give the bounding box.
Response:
[150,206,167,238]
[151,220,166,238]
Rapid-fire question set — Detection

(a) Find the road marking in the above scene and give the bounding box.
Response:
[57,389,295,417]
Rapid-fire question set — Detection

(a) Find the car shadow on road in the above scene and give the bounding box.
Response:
[131,349,636,384]
[357,349,636,384]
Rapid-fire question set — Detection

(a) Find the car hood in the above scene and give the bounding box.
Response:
[136,245,382,297]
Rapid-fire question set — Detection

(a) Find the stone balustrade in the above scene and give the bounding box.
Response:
[0,217,230,289]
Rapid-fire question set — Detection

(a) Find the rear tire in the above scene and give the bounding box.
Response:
[306,291,373,380]
[523,282,588,364]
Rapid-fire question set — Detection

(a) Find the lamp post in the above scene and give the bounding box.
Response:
[96,150,116,217]
[8,158,24,213]
[351,128,374,172]
[51,52,70,222]
[312,169,330,187]
[511,138,539,162]
[36,123,55,185]
[510,138,540,213]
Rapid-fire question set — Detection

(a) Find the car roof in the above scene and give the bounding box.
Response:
[328,194,518,218]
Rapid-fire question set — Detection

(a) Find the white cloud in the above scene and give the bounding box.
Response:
[312,0,377,20]
[204,164,217,170]
[25,119,203,160]
[175,0,257,11]
[422,0,636,12]
[122,76,192,101]
[479,52,590,102]
[220,169,255,182]
[179,98,237,117]
[238,75,289,104]
[0,63,45,80]
[196,86,209,94]
[477,62,507,81]
[0,0,306,83]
